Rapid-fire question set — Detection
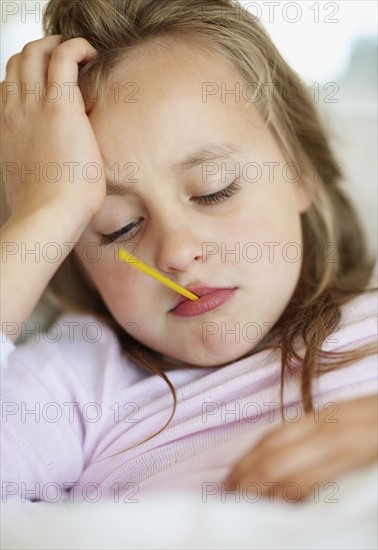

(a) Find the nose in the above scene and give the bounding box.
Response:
[152,218,204,274]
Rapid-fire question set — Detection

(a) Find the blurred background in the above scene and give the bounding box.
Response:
[1,0,377,249]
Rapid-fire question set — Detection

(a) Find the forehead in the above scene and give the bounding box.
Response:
[88,36,263,167]
[108,34,244,94]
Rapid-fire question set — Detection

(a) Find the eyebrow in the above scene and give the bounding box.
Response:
[105,142,241,196]
[106,182,137,197]
[169,142,242,175]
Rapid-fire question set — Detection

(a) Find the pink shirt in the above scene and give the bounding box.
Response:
[1,284,377,504]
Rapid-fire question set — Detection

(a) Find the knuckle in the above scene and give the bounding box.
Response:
[53,37,95,55]
[21,41,39,57]
[65,37,91,46]
[50,45,67,61]
[6,54,20,72]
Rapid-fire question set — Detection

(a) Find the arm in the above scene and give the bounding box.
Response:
[1,207,91,341]
[1,35,106,341]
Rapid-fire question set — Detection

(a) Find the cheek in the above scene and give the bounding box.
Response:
[77,253,148,321]
[226,185,302,251]
[225,187,303,298]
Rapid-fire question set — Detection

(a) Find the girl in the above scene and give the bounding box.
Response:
[1,0,377,504]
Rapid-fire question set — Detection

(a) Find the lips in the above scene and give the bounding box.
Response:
[170,286,237,317]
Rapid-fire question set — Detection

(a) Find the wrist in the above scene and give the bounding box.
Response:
[6,199,94,232]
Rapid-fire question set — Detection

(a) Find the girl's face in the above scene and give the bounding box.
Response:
[75,39,311,366]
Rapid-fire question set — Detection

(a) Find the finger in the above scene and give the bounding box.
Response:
[267,454,356,502]
[251,436,333,484]
[4,52,21,82]
[255,424,307,451]
[3,36,63,107]
[225,424,325,487]
[2,54,21,106]
[253,411,319,450]
[234,452,348,503]
[47,37,98,91]
[229,414,318,464]
[19,35,63,86]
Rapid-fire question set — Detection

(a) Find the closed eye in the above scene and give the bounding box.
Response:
[192,179,242,205]
[100,218,142,246]
[99,179,242,246]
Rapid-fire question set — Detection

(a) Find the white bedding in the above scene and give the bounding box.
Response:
[2,462,377,550]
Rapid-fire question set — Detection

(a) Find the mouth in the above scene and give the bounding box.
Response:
[170,286,237,317]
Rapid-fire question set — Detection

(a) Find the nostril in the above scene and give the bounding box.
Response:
[155,240,204,273]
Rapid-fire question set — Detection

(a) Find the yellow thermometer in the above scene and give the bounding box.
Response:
[118,248,199,301]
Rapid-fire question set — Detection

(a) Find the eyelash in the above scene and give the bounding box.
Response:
[100,179,242,245]
[193,179,241,205]
[100,219,142,246]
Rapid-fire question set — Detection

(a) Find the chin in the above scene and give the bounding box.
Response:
[179,341,258,368]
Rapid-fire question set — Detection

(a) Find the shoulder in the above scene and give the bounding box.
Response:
[1,311,141,402]
[313,272,377,402]
[325,285,377,353]
[5,311,118,366]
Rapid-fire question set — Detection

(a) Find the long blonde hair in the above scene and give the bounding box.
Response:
[42,0,376,443]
